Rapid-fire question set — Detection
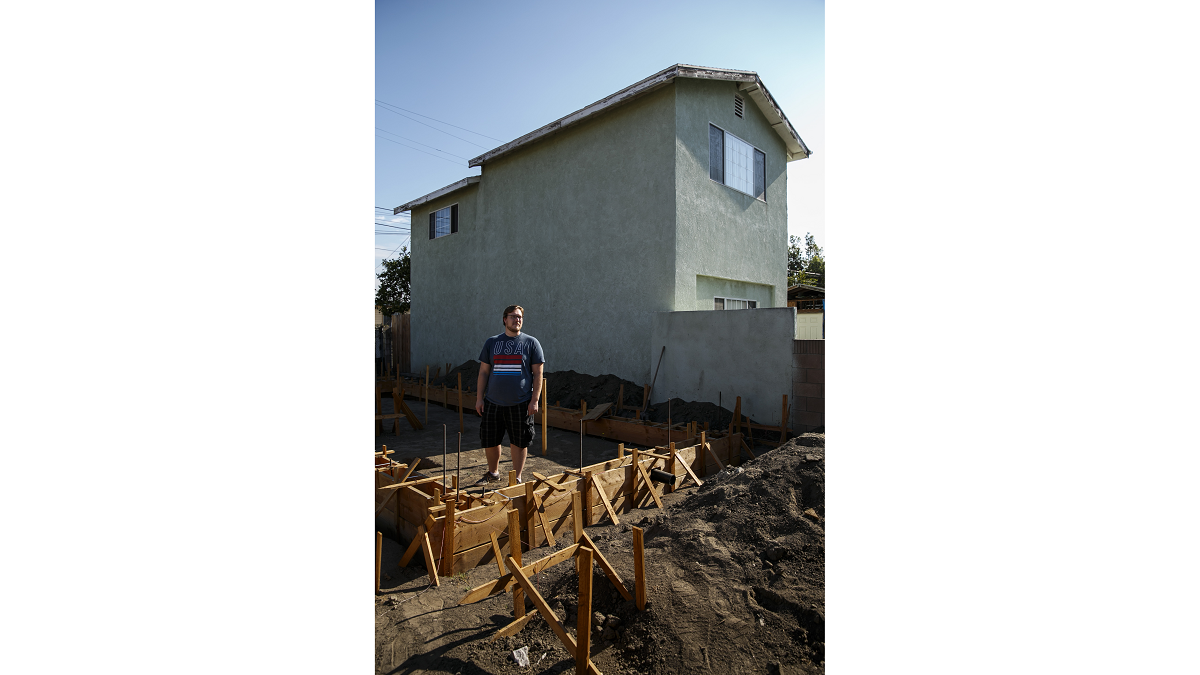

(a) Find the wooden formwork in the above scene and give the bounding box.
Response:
[393,375,767,448]
[375,433,743,577]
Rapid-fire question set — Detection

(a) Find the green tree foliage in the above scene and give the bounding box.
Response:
[375,248,411,316]
[787,233,825,288]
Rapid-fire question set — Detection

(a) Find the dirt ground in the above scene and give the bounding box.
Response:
[376,381,824,674]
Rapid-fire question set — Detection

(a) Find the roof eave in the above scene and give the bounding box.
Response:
[393,175,481,214]
[467,64,811,167]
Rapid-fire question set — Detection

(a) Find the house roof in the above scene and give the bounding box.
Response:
[393,175,480,214]
[788,284,825,297]
[468,64,811,168]
[394,64,810,213]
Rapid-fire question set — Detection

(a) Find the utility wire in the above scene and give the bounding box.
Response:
[375,103,490,149]
[375,127,470,160]
[374,99,504,142]
[376,135,466,167]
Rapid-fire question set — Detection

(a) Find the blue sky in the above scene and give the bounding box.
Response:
[375,0,825,277]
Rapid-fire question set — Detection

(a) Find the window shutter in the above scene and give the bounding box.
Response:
[429,212,435,240]
[753,149,766,199]
[450,204,458,233]
[709,125,724,183]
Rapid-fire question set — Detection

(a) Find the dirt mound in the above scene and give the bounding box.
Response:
[629,437,826,672]
[498,437,826,674]
[543,370,644,410]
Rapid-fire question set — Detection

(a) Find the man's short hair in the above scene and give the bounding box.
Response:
[503,305,524,320]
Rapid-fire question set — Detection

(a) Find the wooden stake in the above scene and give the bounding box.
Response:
[420,530,439,586]
[532,489,556,546]
[525,482,539,549]
[572,491,584,544]
[704,441,727,472]
[399,456,420,482]
[633,526,646,611]
[459,544,581,605]
[507,508,524,618]
[490,613,535,642]
[630,445,641,505]
[577,546,593,675]
[489,531,507,576]
[375,531,382,594]
[675,446,704,488]
[508,469,517,487]
[506,555,602,675]
[636,462,664,509]
[617,442,625,459]
[581,531,633,601]
[583,471,593,526]
[440,499,456,577]
[698,431,707,477]
[741,437,757,460]
[399,525,426,567]
[666,442,676,494]
[592,474,620,525]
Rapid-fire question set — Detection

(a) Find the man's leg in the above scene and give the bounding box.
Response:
[485,445,502,475]
[510,444,528,482]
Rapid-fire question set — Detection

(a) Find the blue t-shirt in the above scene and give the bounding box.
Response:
[478,332,545,407]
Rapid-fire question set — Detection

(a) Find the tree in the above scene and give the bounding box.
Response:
[375,247,411,316]
[787,233,825,288]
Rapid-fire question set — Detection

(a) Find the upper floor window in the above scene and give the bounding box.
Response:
[709,124,766,200]
[429,204,458,239]
[714,297,757,310]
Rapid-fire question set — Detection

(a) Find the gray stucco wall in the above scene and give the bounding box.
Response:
[673,77,789,311]
[650,307,797,426]
[410,85,678,384]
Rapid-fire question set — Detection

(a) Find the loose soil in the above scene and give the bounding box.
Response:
[419,362,768,430]
[375,430,825,674]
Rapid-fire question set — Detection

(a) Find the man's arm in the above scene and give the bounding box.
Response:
[475,362,490,415]
[527,362,544,416]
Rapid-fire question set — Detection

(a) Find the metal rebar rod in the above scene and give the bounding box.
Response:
[442,424,447,495]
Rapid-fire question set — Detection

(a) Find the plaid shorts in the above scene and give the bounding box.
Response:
[479,399,535,449]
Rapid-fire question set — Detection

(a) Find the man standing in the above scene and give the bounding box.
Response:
[473,305,544,486]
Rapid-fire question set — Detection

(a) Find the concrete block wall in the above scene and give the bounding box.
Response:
[792,340,824,430]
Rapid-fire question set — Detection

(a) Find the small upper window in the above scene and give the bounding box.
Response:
[734,95,744,118]
[709,124,766,200]
[428,204,458,239]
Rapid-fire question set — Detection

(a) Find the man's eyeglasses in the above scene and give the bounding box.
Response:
[506,315,523,321]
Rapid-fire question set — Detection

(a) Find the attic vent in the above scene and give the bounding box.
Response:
[734,95,744,118]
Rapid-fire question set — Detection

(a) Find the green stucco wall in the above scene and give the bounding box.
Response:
[673,77,788,311]
[410,85,677,384]
[409,77,793,386]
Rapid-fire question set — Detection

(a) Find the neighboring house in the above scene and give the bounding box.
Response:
[788,284,824,340]
[394,64,810,385]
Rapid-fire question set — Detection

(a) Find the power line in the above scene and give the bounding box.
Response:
[375,221,409,229]
[375,102,491,149]
[375,127,470,160]
[376,135,466,167]
[374,99,504,142]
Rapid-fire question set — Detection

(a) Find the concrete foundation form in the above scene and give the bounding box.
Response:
[375,432,744,577]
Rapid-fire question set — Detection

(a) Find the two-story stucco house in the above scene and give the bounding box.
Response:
[394,64,810,385]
